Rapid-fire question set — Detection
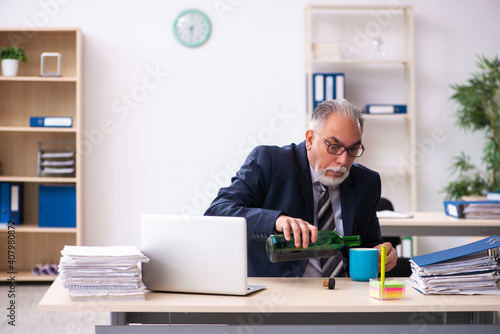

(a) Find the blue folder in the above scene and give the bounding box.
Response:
[411,235,500,267]
[0,183,23,225]
[444,200,500,218]
[0,182,11,223]
[30,116,73,127]
[366,104,407,114]
[39,185,76,228]
[9,183,22,225]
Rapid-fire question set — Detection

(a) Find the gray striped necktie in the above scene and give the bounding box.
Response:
[318,183,345,277]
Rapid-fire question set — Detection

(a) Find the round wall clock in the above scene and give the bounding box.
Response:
[173,9,211,48]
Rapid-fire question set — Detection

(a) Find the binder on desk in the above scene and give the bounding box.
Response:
[411,235,500,267]
[409,236,500,295]
[444,200,500,218]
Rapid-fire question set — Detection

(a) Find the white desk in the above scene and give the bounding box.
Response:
[379,211,500,236]
[39,277,500,333]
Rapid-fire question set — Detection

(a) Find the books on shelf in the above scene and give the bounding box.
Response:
[313,73,345,108]
[444,200,500,219]
[58,245,150,301]
[408,236,500,295]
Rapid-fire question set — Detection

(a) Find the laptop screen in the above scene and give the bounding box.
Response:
[140,214,253,295]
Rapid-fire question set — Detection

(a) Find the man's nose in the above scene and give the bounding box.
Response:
[336,150,350,164]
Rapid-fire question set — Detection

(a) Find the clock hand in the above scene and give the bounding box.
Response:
[189,25,194,42]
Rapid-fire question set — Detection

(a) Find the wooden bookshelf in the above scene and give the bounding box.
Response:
[0,28,82,282]
[304,6,416,211]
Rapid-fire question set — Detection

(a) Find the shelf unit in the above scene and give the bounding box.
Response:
[305,5,416,211]
[0,28,82,281]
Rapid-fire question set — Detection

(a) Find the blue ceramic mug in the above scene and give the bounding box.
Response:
[349,248,378,281]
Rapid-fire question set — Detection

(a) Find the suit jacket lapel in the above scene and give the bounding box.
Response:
[340,175,355,236]
[295,141,314,223]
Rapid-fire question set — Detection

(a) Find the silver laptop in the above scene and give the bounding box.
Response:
[140,214,266,295]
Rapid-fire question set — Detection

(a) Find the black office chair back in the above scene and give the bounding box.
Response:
[377,197,394,211]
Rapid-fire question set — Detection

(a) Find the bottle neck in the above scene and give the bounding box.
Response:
[342,234,361,246]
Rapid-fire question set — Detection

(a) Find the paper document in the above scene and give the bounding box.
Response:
[376,210,413,218]
[40,167,75,174]
[41,151,75,158]
[409,236,500,295]
[58,245,150,301]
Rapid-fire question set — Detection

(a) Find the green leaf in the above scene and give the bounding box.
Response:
[0,45,27,62]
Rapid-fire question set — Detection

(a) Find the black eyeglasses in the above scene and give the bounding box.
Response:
[315,133,365,157]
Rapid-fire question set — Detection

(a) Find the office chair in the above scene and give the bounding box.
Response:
[377,197,412,277]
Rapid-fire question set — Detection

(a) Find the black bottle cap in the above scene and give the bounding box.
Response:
[322,278,335,289]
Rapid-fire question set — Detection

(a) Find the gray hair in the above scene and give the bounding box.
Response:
[309,98,364,133]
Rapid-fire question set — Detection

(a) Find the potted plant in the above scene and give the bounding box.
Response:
[443,55,500,200]
[0,45,27,77]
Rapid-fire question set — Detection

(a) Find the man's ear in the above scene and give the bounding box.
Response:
[305,129,314,150]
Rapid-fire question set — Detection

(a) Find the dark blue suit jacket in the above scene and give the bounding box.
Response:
[204,141,383,277]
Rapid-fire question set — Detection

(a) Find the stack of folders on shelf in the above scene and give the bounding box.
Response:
[408,236,500,295]
[38,141,76,177]
[58,245,150,301]
[444,200,500,218]
[312,73,345,108]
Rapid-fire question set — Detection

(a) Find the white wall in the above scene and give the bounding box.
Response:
[1,0,499,253]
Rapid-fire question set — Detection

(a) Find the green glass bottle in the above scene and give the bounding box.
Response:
[266,230,361,263]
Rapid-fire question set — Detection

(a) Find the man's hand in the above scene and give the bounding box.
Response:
[275,215,318,248]
[373,242,398,272]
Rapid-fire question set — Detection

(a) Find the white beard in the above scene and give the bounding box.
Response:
[314,166,350,186]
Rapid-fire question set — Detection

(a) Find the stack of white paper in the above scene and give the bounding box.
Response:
[463,203,500,219]
[408,236,500,295]
[409,250,500,294]
[58,245,150,301]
